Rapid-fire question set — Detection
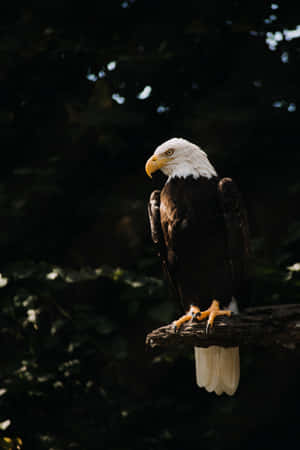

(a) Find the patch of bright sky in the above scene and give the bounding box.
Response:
[271,3,279,9]
[86,69,106,82]
[264,14,277,24]
[266,31,283,50]
[87,62,116,82]
[86,63,110,82]
[281,51,289,63]
[137,85,152,100]
[121,0,135,8]
[272,100,296,112]
[107,61,116,71]
[87,73,97,82]
[266,26,300,51]
[288,103,296,112]
[157,105,170,114]
[112,93,125,104]
[284,25,300,40]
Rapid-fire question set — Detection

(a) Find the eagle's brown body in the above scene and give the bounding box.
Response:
[148,175,249,312]
[146,138,249,395]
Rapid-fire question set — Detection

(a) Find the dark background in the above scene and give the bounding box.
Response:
[0,1,300,449]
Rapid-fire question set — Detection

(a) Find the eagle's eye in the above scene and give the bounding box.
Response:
[165,148,174,156]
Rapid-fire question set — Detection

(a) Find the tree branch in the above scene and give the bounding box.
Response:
[146,304,300,350]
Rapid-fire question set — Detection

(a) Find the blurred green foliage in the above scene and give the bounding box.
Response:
[0,262,173,449]
[0,1,300,449]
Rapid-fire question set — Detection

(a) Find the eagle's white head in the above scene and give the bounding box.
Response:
[145,138,217,180]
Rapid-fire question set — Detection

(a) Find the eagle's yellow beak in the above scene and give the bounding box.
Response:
[145,155,168,178]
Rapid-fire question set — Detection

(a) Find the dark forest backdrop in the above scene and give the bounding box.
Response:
[0,1,300,449]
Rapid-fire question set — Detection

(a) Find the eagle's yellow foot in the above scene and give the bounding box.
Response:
[173,305,201,332]
[196,300,231,334]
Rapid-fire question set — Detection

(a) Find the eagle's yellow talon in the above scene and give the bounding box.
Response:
[196,299,231,330]
[172,305,200,331]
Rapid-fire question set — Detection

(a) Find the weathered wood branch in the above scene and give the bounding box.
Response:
[146,304,300,350]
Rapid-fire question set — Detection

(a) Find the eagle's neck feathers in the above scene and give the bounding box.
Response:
[167,159,217,181]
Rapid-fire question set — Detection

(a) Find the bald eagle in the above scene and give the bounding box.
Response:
[145,138,250,395]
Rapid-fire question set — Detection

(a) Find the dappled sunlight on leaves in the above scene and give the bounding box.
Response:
[0,260,169,447]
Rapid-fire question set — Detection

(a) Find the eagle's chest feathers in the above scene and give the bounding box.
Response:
[160,175,221,242]
[160,177,224,253]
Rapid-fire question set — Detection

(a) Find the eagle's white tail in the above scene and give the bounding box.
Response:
[194,346,240,395]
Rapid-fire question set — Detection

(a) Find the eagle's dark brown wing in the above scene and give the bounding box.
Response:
[218,177,250,300]
[148,190,164,251]
[148,190,181,302]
